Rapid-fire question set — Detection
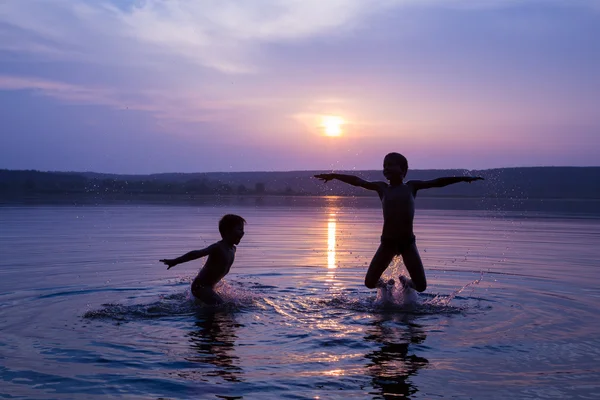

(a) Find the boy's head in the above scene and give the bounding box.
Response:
[219,214,246,244]
[383,152,408,180]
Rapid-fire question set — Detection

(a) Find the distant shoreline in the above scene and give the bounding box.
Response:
[2,167,600,202]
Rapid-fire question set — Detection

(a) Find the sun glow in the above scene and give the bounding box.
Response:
[321,116,344,137]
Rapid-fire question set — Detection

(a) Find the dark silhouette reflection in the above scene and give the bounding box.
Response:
[187,308,244,383]
[364,313,429,399]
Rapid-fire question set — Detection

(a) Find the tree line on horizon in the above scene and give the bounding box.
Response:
[1,167,600,200]
[0,169,274,197]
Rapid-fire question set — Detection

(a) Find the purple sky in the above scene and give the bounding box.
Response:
[1,0,599,173]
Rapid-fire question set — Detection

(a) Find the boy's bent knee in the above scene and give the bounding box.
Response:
[414,281,427,293]
[364,277,379,289]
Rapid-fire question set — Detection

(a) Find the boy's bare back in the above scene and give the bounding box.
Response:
[194,241,236,287]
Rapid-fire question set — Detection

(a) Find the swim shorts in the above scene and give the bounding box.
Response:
[380,234,416,256]
[191,280,223,305]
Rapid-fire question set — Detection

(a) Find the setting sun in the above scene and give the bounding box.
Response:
[321,116,345,137]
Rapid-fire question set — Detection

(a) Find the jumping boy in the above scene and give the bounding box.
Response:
[315,152,483,293]
[160,214,246,305]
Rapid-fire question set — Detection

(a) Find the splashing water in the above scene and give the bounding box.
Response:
[372,272,484,316]
[426,272,484,307]
[84,281,259,321]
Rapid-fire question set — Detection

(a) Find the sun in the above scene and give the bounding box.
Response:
[321,116,345,137]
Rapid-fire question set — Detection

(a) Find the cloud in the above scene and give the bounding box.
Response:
[0,0,406,126]
[2,0,599,73]
[0,0,404,74]
[0,75,232,123]
[1,0,598,127]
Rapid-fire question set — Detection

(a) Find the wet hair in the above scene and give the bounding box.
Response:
[385,152,408,171]
[219,214,246,236]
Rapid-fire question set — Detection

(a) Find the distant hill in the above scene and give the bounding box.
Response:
[1,167,599,200]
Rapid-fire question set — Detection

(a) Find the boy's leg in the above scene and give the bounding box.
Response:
[365,244,397,289]
[401,243,427,292]
[192,285,224,306]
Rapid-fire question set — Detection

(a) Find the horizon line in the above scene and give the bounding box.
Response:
[2,165,600,176]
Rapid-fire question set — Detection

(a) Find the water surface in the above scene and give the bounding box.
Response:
[1,200,599,399]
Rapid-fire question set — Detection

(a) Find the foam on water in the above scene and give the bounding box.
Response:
[83,281,259,321]
[367,273,486,317]
[374,277,420,308]
[83,274,478,325]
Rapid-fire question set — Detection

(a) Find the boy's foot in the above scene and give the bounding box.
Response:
[399,275,420,305]
[376,278,395,288]
[399,275,413,290]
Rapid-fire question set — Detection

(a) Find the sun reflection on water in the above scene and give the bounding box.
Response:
[327,214,336,270]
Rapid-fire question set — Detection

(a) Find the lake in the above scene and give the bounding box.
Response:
[1,198,599,399]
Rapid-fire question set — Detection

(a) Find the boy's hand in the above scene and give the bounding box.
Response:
[465,176,484,183]
[160,259,177,269]
[314,173,334,182]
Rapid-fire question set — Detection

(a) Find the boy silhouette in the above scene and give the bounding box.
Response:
[315,152,482,293]
[160,214,246,305]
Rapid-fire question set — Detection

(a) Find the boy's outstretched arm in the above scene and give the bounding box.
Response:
[160,244,215,270]
[409,176,483,191]
[314,173,385,192]
[410,176,483,190]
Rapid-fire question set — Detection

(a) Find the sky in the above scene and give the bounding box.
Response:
[0,0,599,173]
